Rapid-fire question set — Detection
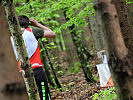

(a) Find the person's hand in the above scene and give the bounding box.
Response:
[29,18,39,27]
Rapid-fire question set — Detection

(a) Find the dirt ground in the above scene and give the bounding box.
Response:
[50,52,102,100]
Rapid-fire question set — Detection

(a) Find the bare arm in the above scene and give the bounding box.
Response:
[29,18,56,38]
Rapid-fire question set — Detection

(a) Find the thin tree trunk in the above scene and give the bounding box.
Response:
[39,40,55,87]
[2,0,40,99]
[55,34,62,52]
[90,0,133,99]
[63,9,95,83]
[69,24,95,83]
[79,7,94,54]
[0,4,28,100]
[45,46,62,88]
[57,10,79,67]
[81,24,94,52]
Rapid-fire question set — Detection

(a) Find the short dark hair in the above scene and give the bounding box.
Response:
[18,15,29,28]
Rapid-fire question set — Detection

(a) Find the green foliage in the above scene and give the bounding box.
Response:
[14,0,95,78]
[15,0,94,29]
[68,82,75,86]
[92,87,118,100]
[14,0,95,47]
[46,42,57,49]
[126,0,133,4]
[57,70,63,74]
[57,70,64,77]
[67,61,81,74]
[85,36,90,41]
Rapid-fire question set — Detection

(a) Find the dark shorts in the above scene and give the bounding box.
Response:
[33,67,51,100]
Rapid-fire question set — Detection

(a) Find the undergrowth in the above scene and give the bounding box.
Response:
[92,87,118,100]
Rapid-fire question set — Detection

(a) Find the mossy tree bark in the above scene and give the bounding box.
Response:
[2,0,40,100]
[0,3,28,100]
[44,45,62,88]
[39,40,55,87]
[63,9,95,83]
[57,10,80,68]
[90,0,133,99]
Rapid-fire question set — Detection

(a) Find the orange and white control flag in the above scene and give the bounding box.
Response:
[96,63,114,87]
[96,49,114,87]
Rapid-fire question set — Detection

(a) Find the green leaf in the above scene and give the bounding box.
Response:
[42,38,48,41]
[85,36,90,41]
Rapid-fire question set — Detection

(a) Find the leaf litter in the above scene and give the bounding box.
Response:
[50,52,103,100]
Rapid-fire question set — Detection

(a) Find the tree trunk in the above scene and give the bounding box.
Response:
[90,0,133,99]
[114,0,133,63]
[0,4,28,100]
[89,0,109,61]
[127,0,133,28]
[2,0,40,99]
[81,23,94,52]
[63,9,95,83]
[45,46,62,88]
[57,10,79,67]
[70,24,95,83]
[39,40,55,87]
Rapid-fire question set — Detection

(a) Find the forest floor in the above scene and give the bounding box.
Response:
[50,52,103,100]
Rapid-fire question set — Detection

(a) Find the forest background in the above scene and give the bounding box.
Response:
[14,0,133,99]
[0,0,133,100]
